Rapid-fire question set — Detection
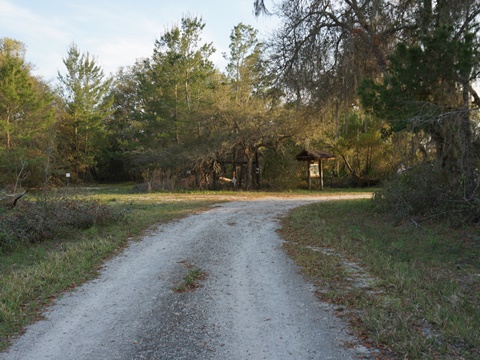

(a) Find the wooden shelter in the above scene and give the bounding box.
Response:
[295,149,335,190]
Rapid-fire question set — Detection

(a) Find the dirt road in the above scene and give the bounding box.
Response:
[1,196,372,360]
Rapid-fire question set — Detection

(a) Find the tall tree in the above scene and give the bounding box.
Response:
[267,1,402,106]
[360,1,480,199]
[144,17,216,145]
[0,38,34,153]
[57,43,113,180]
[0,38,55,188]
[225,23,265,104]
[105,17,220,185]
[264,0,480,129]
[260,1,480,191]
[221,23,288,189]
[96,65,145,180]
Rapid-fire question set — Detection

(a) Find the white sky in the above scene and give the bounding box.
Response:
[0,0,279,83]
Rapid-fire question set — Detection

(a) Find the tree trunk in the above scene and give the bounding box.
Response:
[232,149,237,190]
[255,150,260,188]
[6,111,11,151]
[461,78,475,200]
[174,83,180,144]
[246,152,254,190]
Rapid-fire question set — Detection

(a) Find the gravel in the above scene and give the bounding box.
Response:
[1,196,373,360]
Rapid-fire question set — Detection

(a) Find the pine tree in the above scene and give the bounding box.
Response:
[57,43,113,180]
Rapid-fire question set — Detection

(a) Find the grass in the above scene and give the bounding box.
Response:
[280,199,480,359]
[173,261,207,293]
[0,191,219,351]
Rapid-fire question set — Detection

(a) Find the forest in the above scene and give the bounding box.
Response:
[1,0,480,222]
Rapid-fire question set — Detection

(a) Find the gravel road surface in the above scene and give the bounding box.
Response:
[1,196,372,360]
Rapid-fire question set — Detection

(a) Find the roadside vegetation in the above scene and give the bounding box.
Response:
[280,199,480,359]
[0,188,220,351]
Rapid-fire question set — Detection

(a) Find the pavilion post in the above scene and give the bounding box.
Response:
[320,159,324,190]
[307,161,312,191]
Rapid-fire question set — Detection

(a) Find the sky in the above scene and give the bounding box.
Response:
[0,0,280,83]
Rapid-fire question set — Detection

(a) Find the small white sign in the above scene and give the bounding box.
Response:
[66,173,71,178]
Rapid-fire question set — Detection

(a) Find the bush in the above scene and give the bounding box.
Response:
[373,163,480,226]
[0,194,126,251]
[139,169,176,192]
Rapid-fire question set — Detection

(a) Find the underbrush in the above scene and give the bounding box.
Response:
[280,199,480,359]
[373,163,480,226]
[0,195,126,252]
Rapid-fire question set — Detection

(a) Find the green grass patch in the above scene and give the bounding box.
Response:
[280,199,480,359]
[0,194,219,351]
[173,261,207,293]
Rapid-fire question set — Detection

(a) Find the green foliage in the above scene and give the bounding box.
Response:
[109,16,225,186]
[1,2,479,194]
[103,18,289,190]
[173,265,206,292]
[329,109,391,182]
[359,14,480,221]
[57,43,114,181]
[359,25,476,132]
[0,38,56,187]
[225,23,267,103]
[261,145,305,190]
[143,16,216,146]
[99,64,147,178]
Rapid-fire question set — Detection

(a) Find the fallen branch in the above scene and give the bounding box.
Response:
[0,190,28,209]
[219,176,233,183]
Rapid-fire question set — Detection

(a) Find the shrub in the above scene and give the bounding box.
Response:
[0,194,126,251]
[139,168,176,192]
[373,163,480,226]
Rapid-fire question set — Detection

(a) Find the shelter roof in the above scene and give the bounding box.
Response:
[295,149,335,161]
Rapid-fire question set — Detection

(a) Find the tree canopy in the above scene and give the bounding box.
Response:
[57,43,113,180]
[0,37,55,189]
[1,6,480,214]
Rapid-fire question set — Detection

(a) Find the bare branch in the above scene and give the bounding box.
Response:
[469,83,480,107]
[0,190,28,209]
[254,0,271,16]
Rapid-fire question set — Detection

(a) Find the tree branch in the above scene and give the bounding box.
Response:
[468,84,480,107]
[254,0,270,16]
[0,190,27,209]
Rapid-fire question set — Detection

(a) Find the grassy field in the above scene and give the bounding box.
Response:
[280,199,480,359]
